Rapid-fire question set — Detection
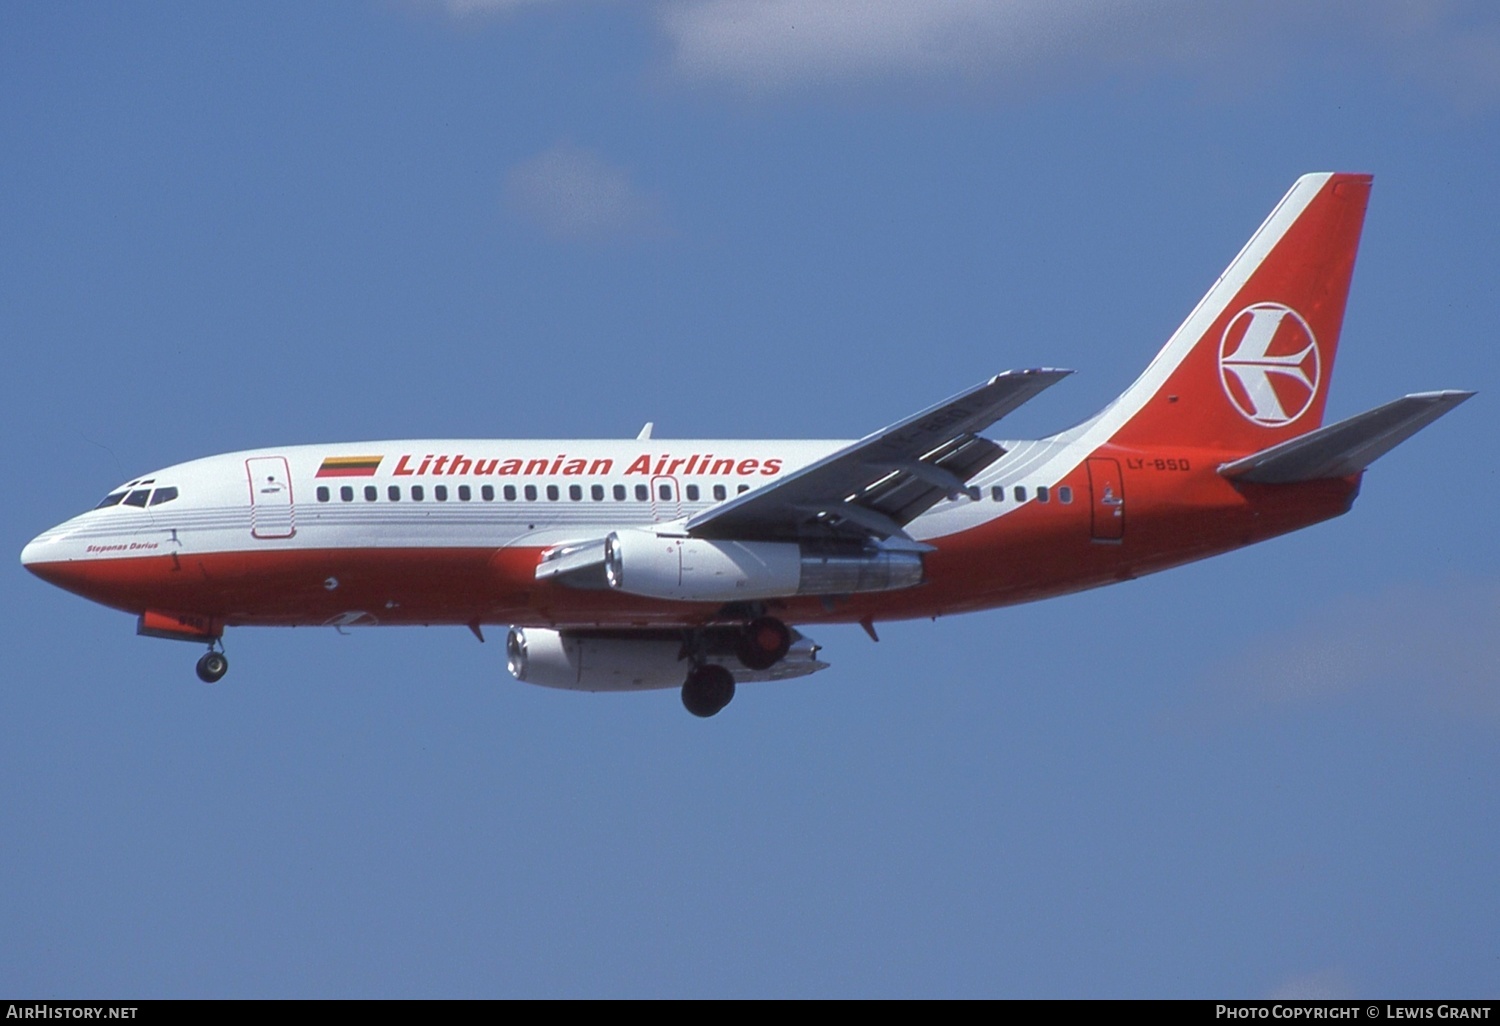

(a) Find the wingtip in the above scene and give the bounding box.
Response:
[989,367,1075,384]
[1405,389,1476,403]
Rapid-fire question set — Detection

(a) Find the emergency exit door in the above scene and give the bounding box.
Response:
[650,475,682,523]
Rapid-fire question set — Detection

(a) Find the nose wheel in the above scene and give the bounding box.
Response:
[195,649,228,684]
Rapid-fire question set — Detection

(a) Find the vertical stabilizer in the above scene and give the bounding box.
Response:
[1098,173,1371,454]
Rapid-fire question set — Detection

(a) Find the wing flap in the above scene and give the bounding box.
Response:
[1218,390,1474,484]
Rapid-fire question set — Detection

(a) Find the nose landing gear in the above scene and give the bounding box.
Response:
[195,646,228,684]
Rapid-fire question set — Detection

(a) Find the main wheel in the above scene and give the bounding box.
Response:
[681,664,736,718]
[196,651,228,684]
[736,616,792,671]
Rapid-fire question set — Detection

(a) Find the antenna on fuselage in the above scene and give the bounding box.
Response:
[636,422,654,440]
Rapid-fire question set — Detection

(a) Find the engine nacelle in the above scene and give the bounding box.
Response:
[506,626,828,692]
[603,530,923,602]
[507,627,685,691]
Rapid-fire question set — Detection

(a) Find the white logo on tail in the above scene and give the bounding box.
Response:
[1218,303,1320,426]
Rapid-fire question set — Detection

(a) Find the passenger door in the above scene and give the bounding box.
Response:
[246,457,296,539]
[1087,457,1125,543]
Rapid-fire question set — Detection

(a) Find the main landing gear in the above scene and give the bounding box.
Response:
[679,615,793,718]
[195,645,228,684]
[735,615,793,671]
[681,663,735,718]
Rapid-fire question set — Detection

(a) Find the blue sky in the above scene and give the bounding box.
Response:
[4,0,1498,998]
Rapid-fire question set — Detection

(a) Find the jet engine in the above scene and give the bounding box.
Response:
[602,530,923,603]
[506,625,827,692]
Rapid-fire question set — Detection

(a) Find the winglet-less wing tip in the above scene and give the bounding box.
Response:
[987,367,1074,385]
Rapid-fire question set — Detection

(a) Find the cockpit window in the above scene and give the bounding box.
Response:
[96,484,180,510]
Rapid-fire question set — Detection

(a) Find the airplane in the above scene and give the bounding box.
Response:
[20,172,1473,717]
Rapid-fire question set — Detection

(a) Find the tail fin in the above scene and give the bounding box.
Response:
[1099,173,1372,454]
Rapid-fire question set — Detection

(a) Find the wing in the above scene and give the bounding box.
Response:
[686,368,1072,543]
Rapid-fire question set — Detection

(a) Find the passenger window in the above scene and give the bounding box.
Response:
[713,484,726,501]
[458,485,471,501]
[435,485,448,501]
[991,486,1004,502]
[591,484,604,501]
[1058,486,1073,504]
[613,485,626,501]
[147,487,178,506]
[546,485,559,501]
[658,484,671,501]
[316,487,330,503]
[569,485,582,501]
[364,486,377,502]
[482,485,495,501]
[738,485,749,494]
[686,485,700,501]
[388,486,401,501]
[95,491,127,509]
[123,489,151,508]
[1037,486,1049,503]
[635,484,648,501]
[505,485,517,501]
[1014,486,1027,502]
[524,485,537,501]
[340,486,354,502]
[412,485,425,501]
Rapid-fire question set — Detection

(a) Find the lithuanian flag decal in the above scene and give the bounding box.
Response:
[316,455,383,478]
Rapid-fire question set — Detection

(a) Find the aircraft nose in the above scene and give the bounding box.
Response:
[21,526,65,581]
[20,523,110,600]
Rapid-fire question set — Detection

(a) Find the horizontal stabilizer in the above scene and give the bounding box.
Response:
[1218,390,1474,484]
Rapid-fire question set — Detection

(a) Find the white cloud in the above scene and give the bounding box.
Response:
[423,0,1500,103]
[504,144,661,241]
[1199,580,1500,722]
[660,0,1163,89]
[657,0,1500,100]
